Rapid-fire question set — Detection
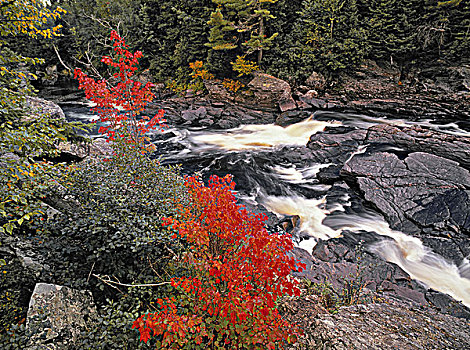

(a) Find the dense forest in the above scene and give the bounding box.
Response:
[7,0,470,87]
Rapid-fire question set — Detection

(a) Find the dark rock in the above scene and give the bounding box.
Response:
[26,283,98,349]
[366,124,470,170]
[211,102,225,108]
[307,128,367,165]
[181,106,206,123]
[206,107,223,118]
[305,71,326,91]
[341,151,470,234]
[300,95,326,109]
[199,118,214,127]
[216,118,239,129]
[275,110,310,127]
[425,291,470,319]
[317,164,343,184]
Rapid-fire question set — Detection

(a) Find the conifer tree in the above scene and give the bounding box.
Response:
[367,0,424,76]
[206,0,279,65]
[292,0,367,78]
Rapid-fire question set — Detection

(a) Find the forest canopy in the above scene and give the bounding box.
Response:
[5,0,469,86]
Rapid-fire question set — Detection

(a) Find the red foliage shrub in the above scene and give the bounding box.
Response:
[74,30,165,145]
[133,175,304,349]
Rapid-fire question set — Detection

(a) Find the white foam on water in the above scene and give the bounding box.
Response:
[262,195,342,241]
[272,163,332,184]
[263,195,470,308]
[189,117,340,150]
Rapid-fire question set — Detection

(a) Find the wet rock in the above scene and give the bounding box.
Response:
[366,124,470,170]
[216,117,240,129]
[206,107,223,118]
[341,151,470,234]
[425,291,470,319]
[295,231,429,305]
[199,118,214,127]
[307,128,367,165]
[275,110,311,127]
[26,283,98,349]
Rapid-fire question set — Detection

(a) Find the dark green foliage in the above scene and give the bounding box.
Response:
[273,0,368,82]
[8,0,467,85]
[366,0,424,77]
[0,141,189,347]
[0,253,35,337]
[134,0,214,81]
[40,142,187,292]
[263,0,303,83]
[0,113,87,236]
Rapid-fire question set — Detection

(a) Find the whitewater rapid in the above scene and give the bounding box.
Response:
[174,116,470,308]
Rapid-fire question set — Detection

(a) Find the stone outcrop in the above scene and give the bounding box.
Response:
[341,151,470,234]
[366,124,470,170]
[25,96,65,121]
[284,295,470,350]
[26,283,98,349]
[205,72,296,112]
[58,137,114,160]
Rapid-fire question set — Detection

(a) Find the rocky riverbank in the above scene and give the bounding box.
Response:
[20,62,470,348]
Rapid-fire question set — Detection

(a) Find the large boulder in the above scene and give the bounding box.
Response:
[205,73,296,112]
[247,72,297,112]
[57,137,114,160]
[341,151,470,235]
[25,96,65,121]
[26,283,98,349]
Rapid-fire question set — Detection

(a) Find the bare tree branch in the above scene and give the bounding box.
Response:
[93,274,171,288]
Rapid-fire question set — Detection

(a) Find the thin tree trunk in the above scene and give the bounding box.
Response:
[258,15,264,64]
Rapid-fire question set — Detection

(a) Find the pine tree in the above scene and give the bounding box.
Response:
[367,0,424,75]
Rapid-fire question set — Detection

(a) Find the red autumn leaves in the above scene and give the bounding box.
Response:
[75,31,303,349]
[74,30,165,145]
[133,175,304,348]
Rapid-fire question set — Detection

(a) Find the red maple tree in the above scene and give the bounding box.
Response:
[74,30,165,146]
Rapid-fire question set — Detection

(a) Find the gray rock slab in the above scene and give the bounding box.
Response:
[26,283,97,349]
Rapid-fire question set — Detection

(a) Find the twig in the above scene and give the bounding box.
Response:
[86,261,96,284]
[52,44,72,72]
[92,273,171,288]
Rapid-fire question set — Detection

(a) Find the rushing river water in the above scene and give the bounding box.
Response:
[62,104,470,308]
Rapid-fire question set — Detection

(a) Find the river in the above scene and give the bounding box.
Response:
[61,102,470,309]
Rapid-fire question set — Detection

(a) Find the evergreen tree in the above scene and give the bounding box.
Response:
[263,0,304,83]
[367,0,424,76]
[292,0,368,79]
[206,0,279,66]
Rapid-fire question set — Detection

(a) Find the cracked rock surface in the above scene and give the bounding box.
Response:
[341,151,470,234]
